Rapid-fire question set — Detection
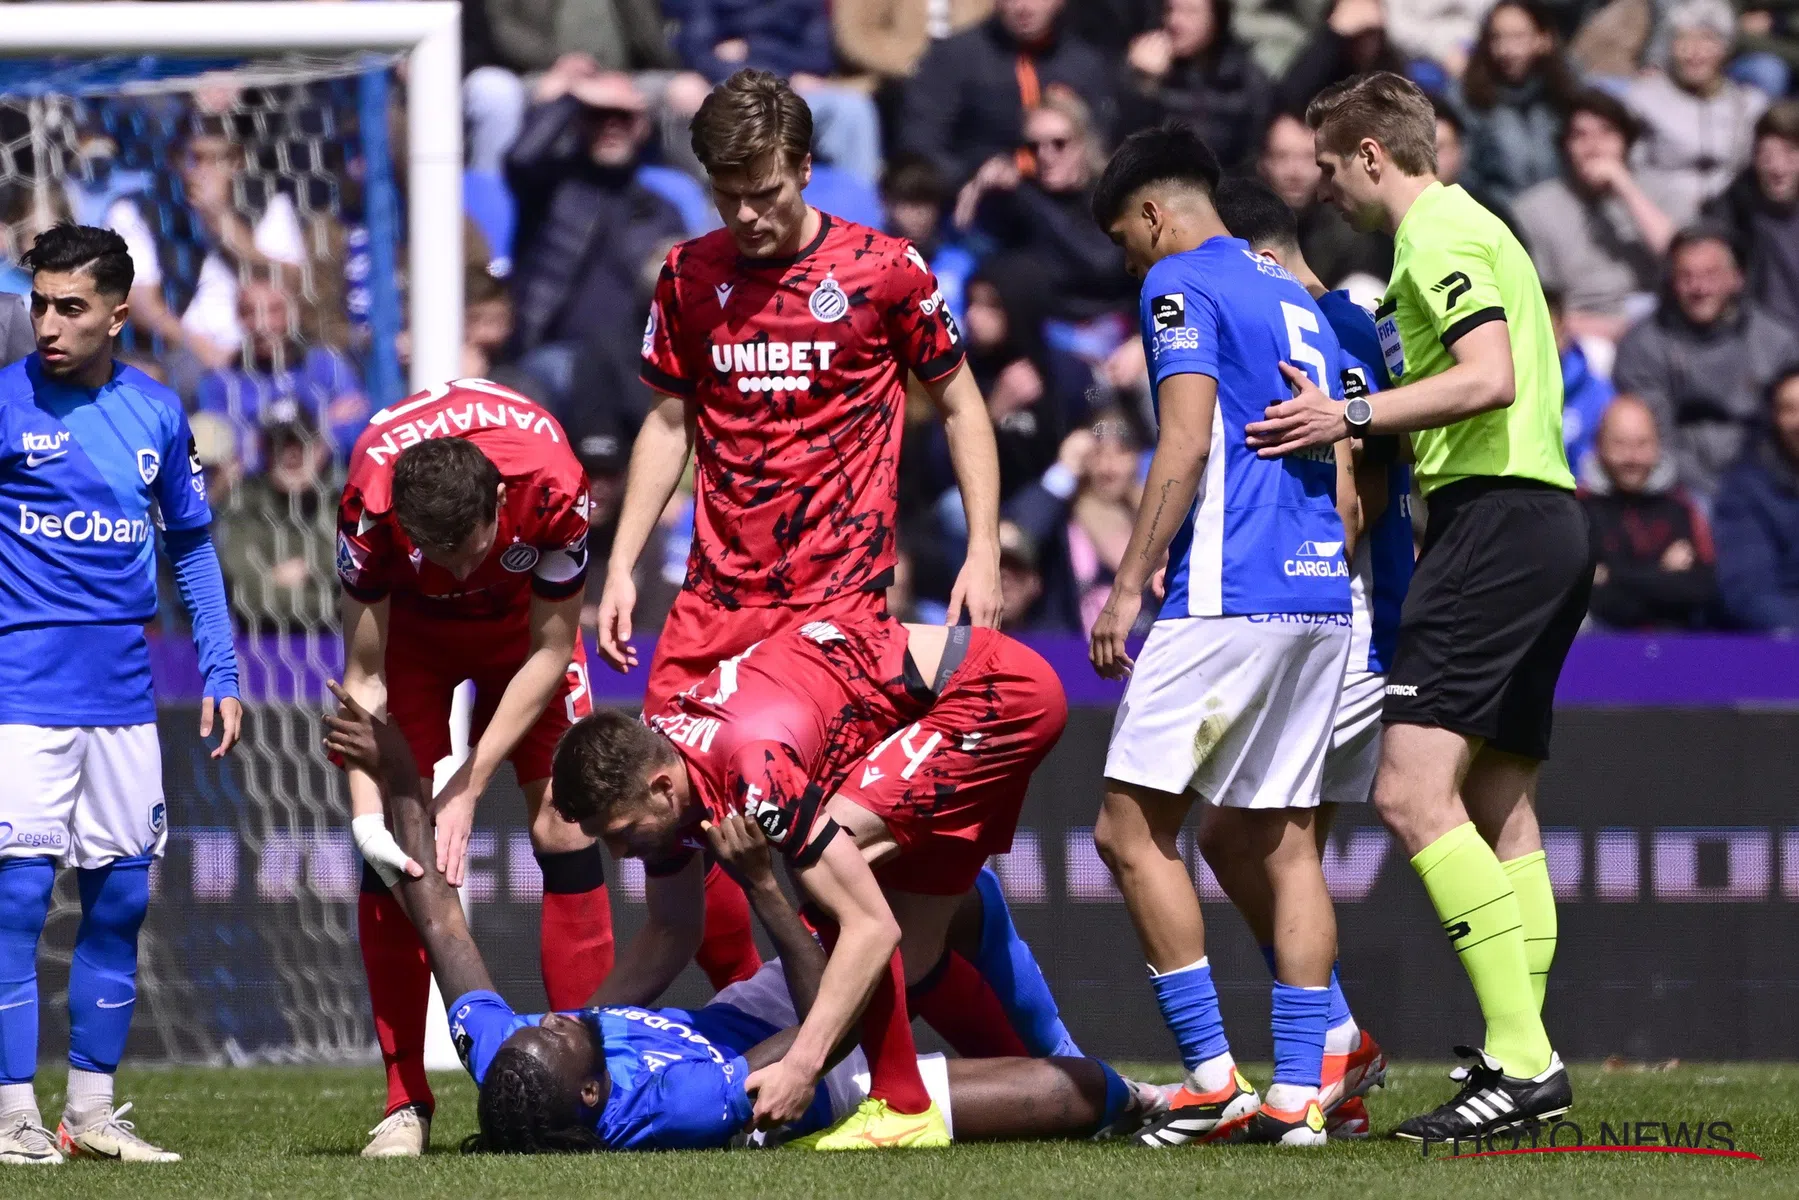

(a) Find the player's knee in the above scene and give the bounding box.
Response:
[77,857,151,940]
[0,856,56,935]
[1094,794,1156,875]
[1195,812,1240,873]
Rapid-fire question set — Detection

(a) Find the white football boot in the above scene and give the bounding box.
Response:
[362,1103,430,1158]
[57,1102,180,1162]
[0,1113,62,1165]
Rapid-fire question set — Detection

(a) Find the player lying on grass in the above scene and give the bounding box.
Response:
[552,617,1073,1148]
[322,683,1161,1152]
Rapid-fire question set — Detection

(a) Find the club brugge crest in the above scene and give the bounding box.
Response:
[137,448,161,485]
[809,275,849,323]
[501,542,541,573]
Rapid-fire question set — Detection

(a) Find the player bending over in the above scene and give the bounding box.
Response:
[323,686,1160,1152]
[598,68,1005,1001]
[1198,176,1418,1139]
[337,381,612,1156]
[1086,126,1356,1148]
[553,618,1074,1148]
[0,224,241,1166]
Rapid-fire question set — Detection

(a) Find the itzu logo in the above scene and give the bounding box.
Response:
[22,430,71,466]
[809,275,849,323]
[1285,540,1348,578]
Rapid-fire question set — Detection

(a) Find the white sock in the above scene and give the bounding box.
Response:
[1324,1017,1360,1057]
[1187,1051,1237,1095]
[64,1069,113,1124]
[0,1082,39,1125]
[1266,1082,1319,1112]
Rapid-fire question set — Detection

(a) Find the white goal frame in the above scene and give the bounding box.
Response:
[0,1,465,391]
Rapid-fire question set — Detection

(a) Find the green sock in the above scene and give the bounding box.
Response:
[1503,850,1557,1013]
[1411,823,1551,1077]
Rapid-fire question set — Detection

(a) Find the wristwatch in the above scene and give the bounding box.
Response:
[1344,396,1374,436]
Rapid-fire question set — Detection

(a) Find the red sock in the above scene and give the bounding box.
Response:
[537,847,616,1010]
[909,952,1031,1058]
[810,917,930,1114]
[357,869,432,1116]
[694,863,763,990]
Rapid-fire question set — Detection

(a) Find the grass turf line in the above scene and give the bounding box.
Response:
[5,1062,1790,1200]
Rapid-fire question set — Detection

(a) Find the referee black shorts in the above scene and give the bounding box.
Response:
[1382,477,1594,761]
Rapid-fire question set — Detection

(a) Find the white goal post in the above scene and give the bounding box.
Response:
[0,0,465,389]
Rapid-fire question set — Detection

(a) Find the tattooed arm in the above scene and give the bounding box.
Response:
[1089,372,1218,679]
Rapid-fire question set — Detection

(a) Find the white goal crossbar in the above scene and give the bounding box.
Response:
[0,1,464,393]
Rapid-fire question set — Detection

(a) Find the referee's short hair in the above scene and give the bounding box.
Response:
[1306,72,1438,178]
[1214,177,1302,254]
[21,221,134,299]
[1091,121,1223,229]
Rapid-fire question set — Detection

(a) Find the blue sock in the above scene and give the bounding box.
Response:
[1270,982,1330,1089]
[1095,1057,1131,1130]
[0,857,55,1086]
[972,867,1081,1057]
[1150,958,1230,1072]
[68,857,151,1076]
[1325,963,1353,1030]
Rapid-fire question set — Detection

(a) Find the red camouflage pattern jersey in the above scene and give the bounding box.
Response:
[336,378,592,628]
[639,212,965,610]
[644,615,935,873]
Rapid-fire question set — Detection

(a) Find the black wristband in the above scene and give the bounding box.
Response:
[536,844,607,894]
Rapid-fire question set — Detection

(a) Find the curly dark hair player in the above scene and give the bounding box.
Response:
[320,683,1165,1153]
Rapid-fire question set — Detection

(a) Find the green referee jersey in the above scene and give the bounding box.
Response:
[1375,182,1575,496]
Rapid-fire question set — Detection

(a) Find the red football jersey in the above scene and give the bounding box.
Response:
[640,213,965,609]
[644,616,935,869]
[337,378,592,626]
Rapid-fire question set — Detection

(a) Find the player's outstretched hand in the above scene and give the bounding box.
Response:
[702,812,775,893]
[1245,363,1350,458]
[745,1057,817,1129]
[1089,585,1141,680]
[429,762,483,888]
[595,573,639,674]
[322,680,416,780]
[201,695,243,758]
[947,545,1004,628]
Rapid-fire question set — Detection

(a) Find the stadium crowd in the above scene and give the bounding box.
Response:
[2,0,1798,636]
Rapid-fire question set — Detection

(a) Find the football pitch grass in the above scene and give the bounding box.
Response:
[7,1062,1792,1199]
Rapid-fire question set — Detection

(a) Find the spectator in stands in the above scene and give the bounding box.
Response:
[195,269,367,472]
[1275,0,1408,117]
[1258,111,1392,292]
[833,0,997,86]
[217,401,339,634]
[1458,0,1579,209]
[1120,0,1274,169]
[1704,101,1799,332]
[1579,393,1717,629]
[504,69,685,415]
[464,0,685,176]
[1432,94,1518,228]
[997,519,1048,629]
[1627,0,1769,227]
[1615,227,1799,499]
[920,263,1087,501]
[1549,287,1617,472]
[109,113,307,390]
[1385,0,1489,81]
[1515,88,1673,344]
[1714,365,1799,631]
[955,92,1136,321]
[900,0,1119,187]
[462,265,516,379]
[676,0,886,185]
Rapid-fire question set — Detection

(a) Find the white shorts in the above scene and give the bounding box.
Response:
[0,724,167,869]
[714,960,955,1138]
[1320,670,1386,807]
[1104,615,1351,810]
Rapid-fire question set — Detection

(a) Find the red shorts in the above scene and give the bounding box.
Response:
[837,629,1067,896]
[385,613,593,786]
[642,587,889,714]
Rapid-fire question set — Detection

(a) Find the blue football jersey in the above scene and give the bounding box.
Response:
[1316,290,1416,675]
[1141,238,1351,618]
[451,992,759,1151]
[0,356,213,724]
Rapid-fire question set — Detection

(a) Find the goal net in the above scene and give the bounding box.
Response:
[0,3,469,1066]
